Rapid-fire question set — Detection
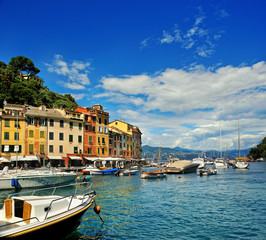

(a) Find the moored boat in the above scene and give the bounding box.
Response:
[141,143,167,179]
[166,159,199,174]
[233,157,249,169]
[90,167,118,175]
[197,168,218,176]
[119,169,139,176]
[0,167,77,190]
[0,182,98,239]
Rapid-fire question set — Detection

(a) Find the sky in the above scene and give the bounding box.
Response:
[1,0,266,152]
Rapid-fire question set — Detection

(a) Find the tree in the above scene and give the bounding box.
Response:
[248,137,266,160]
[9,56,40,78]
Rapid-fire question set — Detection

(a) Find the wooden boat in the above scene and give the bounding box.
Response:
[141,143,167,179]
[0,182,98,239]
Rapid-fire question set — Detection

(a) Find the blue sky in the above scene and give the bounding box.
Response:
[1,0,266,152]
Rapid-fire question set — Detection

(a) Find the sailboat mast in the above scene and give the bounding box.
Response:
[157,143,161,170]
[238,113,240,157]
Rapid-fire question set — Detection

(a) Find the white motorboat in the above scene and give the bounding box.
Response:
[197,168,218,176]
[0,167,77,190]
[119,169,139,176]
[214,158,228,168]
[192,157,205,169]
[0,182,98,239]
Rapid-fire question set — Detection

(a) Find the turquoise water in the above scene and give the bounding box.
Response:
[68,162,266,240]
[0,163,265,239]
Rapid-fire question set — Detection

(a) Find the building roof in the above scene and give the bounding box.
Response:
[25,106,64,118]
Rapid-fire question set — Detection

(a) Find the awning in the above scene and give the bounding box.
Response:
[48,156,63,160]
[11,156,23,161]
[69,156,82,160]
[4,145,9,152]
[83,157,100,161]
[0,157,10,163]
[11,156,38,161]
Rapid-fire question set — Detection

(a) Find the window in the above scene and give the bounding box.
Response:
[14,132,19,140]
[74,147,78,154]
[29,144,34,154]
[98,126,102,132]
[102,148,105,154]
[109,149,112,155]
[104,119,107,125]
[5,120,10,127]
[29,130,34,138]
[69,135,73,142]
[98,137,100,144]
[59,145,63,153]
[40,144,44,154]
[40,131,45,138]
[15,119,19,128]
[14,145,19,152]
[98,148,100,154]
[79,123,82,130]
[59,133,64,141]
[78,136,82,143]
[49,132,54,140]
[99,117,102,124]
[88,148,91,154]
[50,119,54,127]
[102,138,105,144]
[114,150,116,155]
[89,136,93,144]
[60,120,64,128]
[49,145,54,153]
[70,122,73,129]
[27,117,34,125]
[85,125,89,131]
[4,132,9,140]
[93,126,95,132]
[39,118,45,126]
[104,127,108,133]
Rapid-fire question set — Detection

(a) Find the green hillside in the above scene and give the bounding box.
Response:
[0,56,78,109]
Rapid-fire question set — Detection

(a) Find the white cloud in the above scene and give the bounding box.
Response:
[45,54,91,89]
[100,62,266,150]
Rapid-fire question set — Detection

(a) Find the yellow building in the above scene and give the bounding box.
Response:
[93,104,109,157]
[0,103,26,162]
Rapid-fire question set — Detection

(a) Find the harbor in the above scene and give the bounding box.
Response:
[0,162,265,239]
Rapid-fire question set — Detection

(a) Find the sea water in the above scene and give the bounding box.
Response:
[0,163,265,239]
[69,162,266,240]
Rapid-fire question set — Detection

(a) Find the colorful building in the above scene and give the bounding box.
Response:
[0,103,26,165]
[109,120,142,159]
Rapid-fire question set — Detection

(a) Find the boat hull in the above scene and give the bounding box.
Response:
[0,173,77,190]
[141,170,167,179]
[0,200,93,239]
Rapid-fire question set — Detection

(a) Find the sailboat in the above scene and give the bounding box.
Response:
[233,114,249,169]
[141,144,167,179]
[214,122,228,168]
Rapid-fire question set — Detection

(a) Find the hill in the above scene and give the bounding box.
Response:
[0,56,78,109]
[142,145,251,161]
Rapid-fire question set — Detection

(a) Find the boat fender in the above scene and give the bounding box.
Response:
[11,178,19,188]
[94,204,104,223]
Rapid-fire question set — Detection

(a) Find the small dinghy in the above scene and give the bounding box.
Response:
[0,182,99,239]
